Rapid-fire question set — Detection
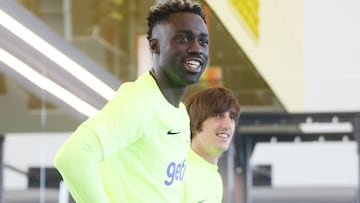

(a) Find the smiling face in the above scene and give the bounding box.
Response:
[150,12,209,87]
[191,111,236,159]
[185,87,240,164]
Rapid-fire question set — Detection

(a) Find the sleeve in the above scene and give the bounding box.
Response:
[54,126,110,203]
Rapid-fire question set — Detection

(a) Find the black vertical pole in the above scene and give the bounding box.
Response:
[354,114,360,203]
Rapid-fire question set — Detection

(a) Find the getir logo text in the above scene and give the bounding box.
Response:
[164,159,186,186]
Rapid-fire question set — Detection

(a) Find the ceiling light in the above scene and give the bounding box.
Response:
[0,48,99,117]
[0,10,116,101]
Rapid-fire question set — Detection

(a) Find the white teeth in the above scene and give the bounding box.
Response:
[184,59,202,73]
[217,133,228,138]
[186,60,200,66]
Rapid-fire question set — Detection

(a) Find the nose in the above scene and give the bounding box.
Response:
[187,40,202,55]
[221,113,234,128]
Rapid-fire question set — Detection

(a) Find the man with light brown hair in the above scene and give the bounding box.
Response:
[184,87,240,202]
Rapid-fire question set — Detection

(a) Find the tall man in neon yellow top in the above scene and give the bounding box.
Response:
[54,0,209,202]
[184,87,241,203]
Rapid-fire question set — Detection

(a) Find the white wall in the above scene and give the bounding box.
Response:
[304,0,360,112]
[3,132,70,190]
[251,141,358,187]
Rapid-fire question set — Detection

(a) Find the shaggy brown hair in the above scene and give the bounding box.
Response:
[185,87,241,138]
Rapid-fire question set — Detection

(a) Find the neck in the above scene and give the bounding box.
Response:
[192,147,220,165]
[150,69,186,107]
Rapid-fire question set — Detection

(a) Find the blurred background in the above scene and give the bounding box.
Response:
[1,0,360,202]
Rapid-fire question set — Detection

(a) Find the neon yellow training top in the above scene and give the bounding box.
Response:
[54,72,190,203]
[184,149,223,203]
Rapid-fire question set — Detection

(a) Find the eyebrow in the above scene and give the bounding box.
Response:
[176,30,209,37]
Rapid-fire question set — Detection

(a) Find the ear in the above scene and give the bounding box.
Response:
[149,39,160,54]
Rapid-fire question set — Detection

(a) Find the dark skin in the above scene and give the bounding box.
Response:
[149,12,209,108]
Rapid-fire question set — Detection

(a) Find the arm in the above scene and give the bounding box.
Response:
[54,126,110,203]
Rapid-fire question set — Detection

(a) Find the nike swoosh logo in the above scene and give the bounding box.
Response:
[167,130,180,135]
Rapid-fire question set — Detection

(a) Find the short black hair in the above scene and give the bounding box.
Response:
[146,0,207,40]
